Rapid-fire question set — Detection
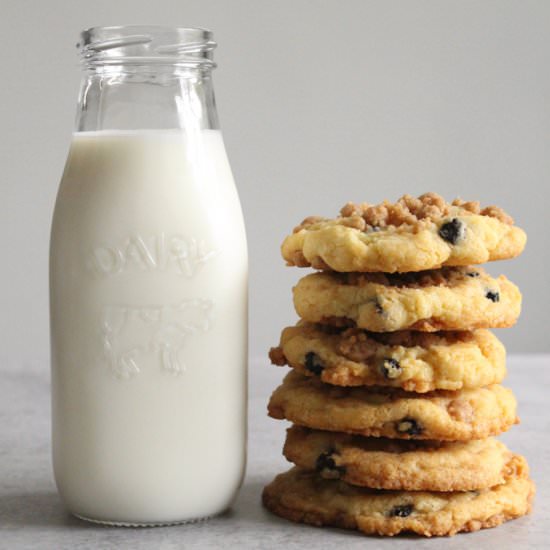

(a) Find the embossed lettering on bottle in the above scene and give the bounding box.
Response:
[88,233,218,278]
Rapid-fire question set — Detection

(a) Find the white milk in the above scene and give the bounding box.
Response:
[50,130,248,524]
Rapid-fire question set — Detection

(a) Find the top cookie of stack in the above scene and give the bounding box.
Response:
[282,192,526,273]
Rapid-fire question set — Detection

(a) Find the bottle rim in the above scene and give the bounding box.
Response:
[78,25,217,69]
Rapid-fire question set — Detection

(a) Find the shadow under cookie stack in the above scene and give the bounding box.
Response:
[263,193,534,537]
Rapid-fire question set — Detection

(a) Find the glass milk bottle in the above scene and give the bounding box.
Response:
[50,26,248,525]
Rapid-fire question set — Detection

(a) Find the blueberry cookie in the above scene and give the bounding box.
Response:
[268,371,518,441]
[269,323,505,392]
[292,267,521,332]
[282,193,526,273]
[283,426,527,491]
[262,467,534,537]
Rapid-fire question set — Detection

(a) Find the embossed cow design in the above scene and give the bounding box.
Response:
[101,299,213,378]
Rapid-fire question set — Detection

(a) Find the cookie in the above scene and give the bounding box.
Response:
[262,467,534,537]
[292,267,521,332]
[267,371,518,441]
[269,323,505,392]
[283,426,527,491]
[282,193,526,273]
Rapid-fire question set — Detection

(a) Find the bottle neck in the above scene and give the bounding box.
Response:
[75,66,219,132]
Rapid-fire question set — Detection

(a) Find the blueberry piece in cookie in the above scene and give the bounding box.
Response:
[438,218,466,245]
[396,417,423,436]
[374,299,385,315]
[305,352,324,375]
[389,504,414,518]
[486,290,500,302]
[315,450,346,479]
[380,358,402,380]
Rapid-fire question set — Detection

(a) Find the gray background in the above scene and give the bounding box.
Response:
[1,0,549,368]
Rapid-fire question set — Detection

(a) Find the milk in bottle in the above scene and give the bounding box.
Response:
[50,27,247,525]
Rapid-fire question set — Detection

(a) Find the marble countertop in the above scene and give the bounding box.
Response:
[1,355,549,549]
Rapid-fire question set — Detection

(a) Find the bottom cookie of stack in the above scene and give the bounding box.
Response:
[262,466,534,537]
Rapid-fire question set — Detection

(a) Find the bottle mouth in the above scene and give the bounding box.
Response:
[78,25,217,69]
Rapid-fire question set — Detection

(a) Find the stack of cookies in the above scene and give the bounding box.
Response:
[264,193,534,537]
